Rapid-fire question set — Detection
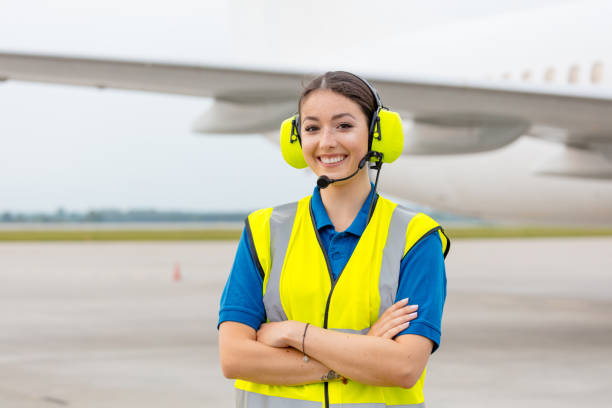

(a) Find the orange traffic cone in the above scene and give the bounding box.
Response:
[173,263,182,282]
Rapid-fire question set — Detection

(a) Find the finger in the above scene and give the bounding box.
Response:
[376,311,417,336]
[402,311,418,323]
[373,306,417,334]
[387,304,418,320]
[383,321,410,339]
[394,311,417,324]
[381,298,410,318]
[371,318,397,336]
[371,303,417,336]
[382,312,418,334]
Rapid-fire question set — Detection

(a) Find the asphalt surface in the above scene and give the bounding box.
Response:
[1,238,611,407]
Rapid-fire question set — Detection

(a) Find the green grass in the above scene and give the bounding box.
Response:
[445,227,612,239]
[0,229,242,241]
[0,227,612,241]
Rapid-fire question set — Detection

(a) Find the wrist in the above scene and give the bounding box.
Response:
[286,321,304,349]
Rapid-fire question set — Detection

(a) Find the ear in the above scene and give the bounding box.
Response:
[370,109,404,164]
[280,115,308,169]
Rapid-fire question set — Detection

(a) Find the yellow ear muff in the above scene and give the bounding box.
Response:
[280,115,308,169]
[370,109,404,164]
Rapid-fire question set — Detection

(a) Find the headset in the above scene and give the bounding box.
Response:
[279,72,404,221]
[279,72,404,171]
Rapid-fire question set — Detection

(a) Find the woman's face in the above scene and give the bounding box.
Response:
[300,89,370,183]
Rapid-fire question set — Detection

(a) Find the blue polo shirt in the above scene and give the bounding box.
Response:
[218,186,447,351]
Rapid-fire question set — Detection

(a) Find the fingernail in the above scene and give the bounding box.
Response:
[401,298,409,303]
[408,312,418,318]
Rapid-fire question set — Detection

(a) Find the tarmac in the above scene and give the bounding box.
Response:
[1,238,611,407]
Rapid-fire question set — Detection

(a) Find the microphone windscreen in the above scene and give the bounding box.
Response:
[317,175,332,189]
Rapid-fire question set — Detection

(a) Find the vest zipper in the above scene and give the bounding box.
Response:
[309,200,342,408]
[309,195,379,408]
[322,279,338,408]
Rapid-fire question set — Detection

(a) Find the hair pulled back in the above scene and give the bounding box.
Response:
[298,71,377,124]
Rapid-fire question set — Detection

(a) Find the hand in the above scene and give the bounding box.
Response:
[367,298,418,339]
[257,321,301,348]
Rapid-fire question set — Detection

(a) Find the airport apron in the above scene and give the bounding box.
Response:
[236,195,450,408]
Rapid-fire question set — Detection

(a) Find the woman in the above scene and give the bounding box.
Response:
[218,71,449,407]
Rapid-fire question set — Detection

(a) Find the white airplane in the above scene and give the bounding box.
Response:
[1,1,611,225]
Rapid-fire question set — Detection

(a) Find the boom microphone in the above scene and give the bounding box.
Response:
[317,151,380,189]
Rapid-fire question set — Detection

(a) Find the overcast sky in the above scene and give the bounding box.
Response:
[0,0,576,213]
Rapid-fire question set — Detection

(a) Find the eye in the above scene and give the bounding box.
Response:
[304,125,319,132]
[337,122,353,129]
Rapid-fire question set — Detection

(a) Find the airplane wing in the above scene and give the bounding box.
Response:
[2,51,611,177]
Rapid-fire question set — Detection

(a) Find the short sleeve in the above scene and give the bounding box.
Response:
[394,233,447,353]
[217,227,267,331]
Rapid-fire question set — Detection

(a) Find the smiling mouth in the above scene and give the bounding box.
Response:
[318,155,347,166]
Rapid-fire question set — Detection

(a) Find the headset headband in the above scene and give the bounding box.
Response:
[344,71,383,112]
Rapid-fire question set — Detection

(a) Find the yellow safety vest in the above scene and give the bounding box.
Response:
[236,194,450,408]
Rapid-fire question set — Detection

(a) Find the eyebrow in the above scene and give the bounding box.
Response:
[302,113,356,122]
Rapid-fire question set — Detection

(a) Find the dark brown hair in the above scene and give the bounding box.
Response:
[298,71,377,124]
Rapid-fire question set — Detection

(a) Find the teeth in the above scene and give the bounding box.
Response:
[320,156,345,164]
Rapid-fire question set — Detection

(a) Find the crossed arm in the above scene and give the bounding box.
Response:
[218,299,433,388]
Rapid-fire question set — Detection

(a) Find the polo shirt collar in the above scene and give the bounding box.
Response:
[310,184,375,237]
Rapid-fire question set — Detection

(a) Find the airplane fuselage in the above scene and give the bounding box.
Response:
[381,138,612,225]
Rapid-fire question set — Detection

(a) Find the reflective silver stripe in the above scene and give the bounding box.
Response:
[330,327,370,335]
[378,205,416,318]
[236,389,322,408]
[263,201,298,322]
[236,389,425,408]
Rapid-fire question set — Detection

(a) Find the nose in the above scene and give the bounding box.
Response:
[319,125,337,149]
